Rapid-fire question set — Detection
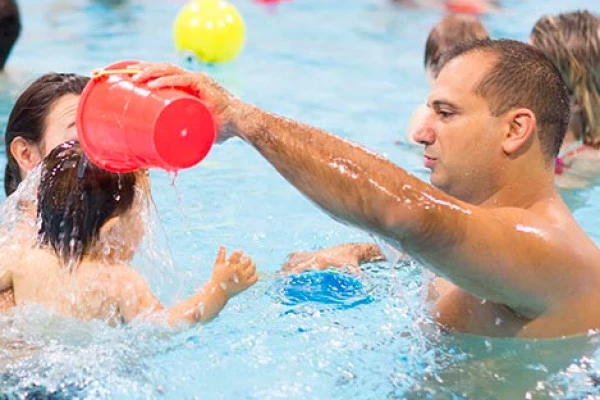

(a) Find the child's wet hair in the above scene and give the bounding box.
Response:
[37,140,137,268]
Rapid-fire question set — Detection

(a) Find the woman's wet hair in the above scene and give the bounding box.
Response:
[4,73,90,197]
[530,10,600,147]
[424,14,489,76]
[37,141,137,269]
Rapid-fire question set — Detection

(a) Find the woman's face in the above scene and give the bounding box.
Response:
[17,94,81,177]
[40,94,80,158]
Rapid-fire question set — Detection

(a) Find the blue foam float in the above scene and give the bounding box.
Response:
[269,270,373,309]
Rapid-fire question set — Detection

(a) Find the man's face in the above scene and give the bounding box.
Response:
[411,52,506,203]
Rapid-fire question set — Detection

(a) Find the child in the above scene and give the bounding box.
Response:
[0,141,258,326]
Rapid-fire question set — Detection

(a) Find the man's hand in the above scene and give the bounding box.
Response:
[282,245,368,275]
[130,62,245,144]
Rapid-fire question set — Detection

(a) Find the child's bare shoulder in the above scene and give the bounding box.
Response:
[11,247,53,271]
[105,264,149,294]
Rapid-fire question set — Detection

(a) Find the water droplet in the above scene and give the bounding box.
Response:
[484,340,492,351]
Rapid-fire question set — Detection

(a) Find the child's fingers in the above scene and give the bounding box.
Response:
[245,262,256,278]
[247,274,259,286]
[215,246,227,264]
[240,255,252,266]
[228,250,243,264]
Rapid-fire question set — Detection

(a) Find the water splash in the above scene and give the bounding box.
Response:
[370,233,443,395]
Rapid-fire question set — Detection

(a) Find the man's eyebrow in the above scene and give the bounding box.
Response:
[431,99,460,110]
[67,121,76,129]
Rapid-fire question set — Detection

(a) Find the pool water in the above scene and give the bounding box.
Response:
[2,0,600,398]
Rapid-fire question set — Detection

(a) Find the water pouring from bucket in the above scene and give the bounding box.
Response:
[76,60,216,173]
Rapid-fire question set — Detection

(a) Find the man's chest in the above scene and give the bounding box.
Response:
[430,280,528,337]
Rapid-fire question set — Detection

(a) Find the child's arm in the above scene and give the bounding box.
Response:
[117,246,258,326]
[115,268,165,323]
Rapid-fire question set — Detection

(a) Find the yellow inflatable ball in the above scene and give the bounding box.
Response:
[173,0,246,64]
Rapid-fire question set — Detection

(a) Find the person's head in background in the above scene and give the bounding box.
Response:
[424,13,490,82]
[444,0,500,15]
[38,141,148,269]
[0,0,21,71]
[4,73,90,197]
[530,10,600,150]
[392,0,500,14]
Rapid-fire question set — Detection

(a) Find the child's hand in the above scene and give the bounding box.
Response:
[210,246,258,299]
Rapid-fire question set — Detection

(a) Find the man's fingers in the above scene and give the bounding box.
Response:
[129,63,183,82]
[144,75,195,90]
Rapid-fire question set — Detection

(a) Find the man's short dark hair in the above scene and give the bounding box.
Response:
[437,39,570,161]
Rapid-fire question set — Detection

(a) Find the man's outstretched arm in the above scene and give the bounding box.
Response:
[233,105,593,315]
[132,65,593,315]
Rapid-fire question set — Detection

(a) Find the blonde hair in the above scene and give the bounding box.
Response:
[531,10,600,147]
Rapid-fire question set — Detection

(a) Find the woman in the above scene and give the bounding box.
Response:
[530,10,600,187]
[1,73,88,310]
[0,141,257,325]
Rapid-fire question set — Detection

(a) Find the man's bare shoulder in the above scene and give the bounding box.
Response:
[493,197,600,264]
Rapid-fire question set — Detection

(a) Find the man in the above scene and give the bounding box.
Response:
[0,0,20,71]
[131,39,600,338]
[279,14,492,273]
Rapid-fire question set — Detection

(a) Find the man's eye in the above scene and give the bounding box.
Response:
[439,110,454,118]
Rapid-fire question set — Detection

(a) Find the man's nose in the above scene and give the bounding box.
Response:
[411,122,436,145]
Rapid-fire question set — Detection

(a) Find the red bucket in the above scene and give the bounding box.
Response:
[77,60,216,173]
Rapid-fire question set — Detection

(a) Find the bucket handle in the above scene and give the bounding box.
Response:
[91,68,141,80]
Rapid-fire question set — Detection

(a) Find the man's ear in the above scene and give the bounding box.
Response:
[502,108,536,156]
[99,215,120,237]
[10,137,42,174]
